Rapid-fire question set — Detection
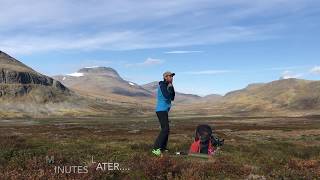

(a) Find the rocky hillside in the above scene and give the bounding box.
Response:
[53,67,154,106]
[202,94,223,102]
[0,51,69,102]
[222,78,320,112]
[179,78,320,116]
[141,81,159,93]
[0,51,146,118]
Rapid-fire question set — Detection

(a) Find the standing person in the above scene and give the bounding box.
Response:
[152,71,175,156]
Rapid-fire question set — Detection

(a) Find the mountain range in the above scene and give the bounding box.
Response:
[177,78,320,116]
[0,51,149,118]
[1,50,320,117]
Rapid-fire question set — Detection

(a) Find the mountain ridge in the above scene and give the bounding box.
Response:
[0,51,147,118]
[53,67,154,106]
[178,78,320,116]
[2,50,320,117]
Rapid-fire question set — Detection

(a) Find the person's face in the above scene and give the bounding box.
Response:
[165,75,173,83]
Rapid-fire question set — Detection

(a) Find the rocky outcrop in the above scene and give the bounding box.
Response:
[0,50,68,99]
[0,68,66,89]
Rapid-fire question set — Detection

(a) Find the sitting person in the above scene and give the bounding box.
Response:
[189,124,224,155]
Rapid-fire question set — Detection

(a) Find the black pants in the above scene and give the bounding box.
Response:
[154,111,170,150]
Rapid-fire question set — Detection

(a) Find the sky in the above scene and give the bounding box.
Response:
[0,0,320,96]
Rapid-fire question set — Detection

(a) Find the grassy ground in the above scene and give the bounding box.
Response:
[0,116,319,179]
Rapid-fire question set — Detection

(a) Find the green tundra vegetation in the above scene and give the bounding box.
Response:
[0,116,319,179]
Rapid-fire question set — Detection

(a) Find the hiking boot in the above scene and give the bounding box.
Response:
[152,148,162,156]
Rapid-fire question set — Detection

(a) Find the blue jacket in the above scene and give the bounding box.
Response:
[156,81,175,112]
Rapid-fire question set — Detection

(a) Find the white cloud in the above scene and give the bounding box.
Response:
[264,66,309,71]
[0,25,275,55]
[126,58,164,67]
[164,50,203,54]
[84,66,100,69]
[185,70,231,75]
[141,58,164,66]
[280,70,302,79]
[310,66,320,74]
[0,31,138,54]
[0,0,315,55]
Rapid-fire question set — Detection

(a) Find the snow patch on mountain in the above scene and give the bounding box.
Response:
[67,72,84,77]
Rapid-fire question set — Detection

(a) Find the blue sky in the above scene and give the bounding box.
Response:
[0,0,320,95]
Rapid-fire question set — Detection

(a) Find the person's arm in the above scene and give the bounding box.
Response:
[167,83,175,101]
[159,82,174,100]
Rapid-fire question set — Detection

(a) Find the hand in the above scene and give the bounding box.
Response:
[167,83,174,93]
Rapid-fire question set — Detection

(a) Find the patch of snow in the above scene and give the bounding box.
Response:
[129,82,135,86]
[62,77,66,80]
[67,72,84,77]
